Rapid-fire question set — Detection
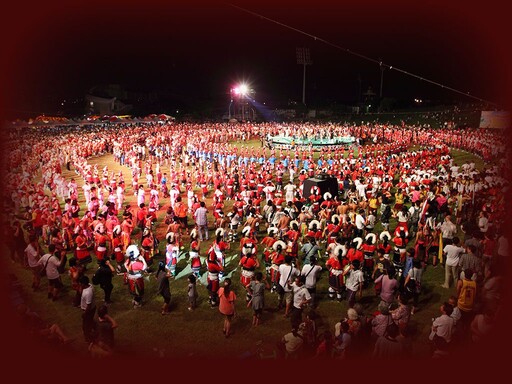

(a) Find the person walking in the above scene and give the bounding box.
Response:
[246,271,265,326]
[79,275,97,343]
[156,261,172,315]
[218,278,236,338]
[93,259,115,304]
[441,236,465,289]
[38,244,66,301]
[187,274,198,311]
[290,275,311,330]
[194,201,209,241]
[300,255,323,308]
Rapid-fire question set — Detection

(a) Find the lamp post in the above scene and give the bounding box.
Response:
[230,83,254,121]
[296,47,312,106]
[379,58,384,98]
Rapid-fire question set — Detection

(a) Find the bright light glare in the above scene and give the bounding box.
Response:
[239,84,248,95]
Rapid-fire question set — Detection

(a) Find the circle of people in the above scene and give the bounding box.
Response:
[4,119,508,358]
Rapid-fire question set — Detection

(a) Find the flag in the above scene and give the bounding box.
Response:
[438,234,443,264]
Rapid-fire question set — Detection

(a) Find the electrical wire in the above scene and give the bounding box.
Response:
[227,2,498,106]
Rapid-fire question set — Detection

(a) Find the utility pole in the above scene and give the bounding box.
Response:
[379,58,384,98]
[296,47,312,105]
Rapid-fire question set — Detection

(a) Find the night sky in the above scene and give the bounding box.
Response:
[1,0,510,117]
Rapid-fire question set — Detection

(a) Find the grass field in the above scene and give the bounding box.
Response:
[6,141,483,359]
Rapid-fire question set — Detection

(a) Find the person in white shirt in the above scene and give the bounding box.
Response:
[441,237,465,288]
[300,256,323,308]
[283,181,296,203]
[79,275,96,342]
[354,210,366,238]
[440,215,457,245]
[430,302,455,343]
[37,244,65,301]
[478,211,489,234]
[343,259,364,308]
[278,256,300,317]
[290,275,311,330]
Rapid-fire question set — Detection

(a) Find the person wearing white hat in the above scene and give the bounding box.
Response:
[205,229,227,307]
[325,243,346,301]
[111,225,124,272]
[211,228,230,279]
[239,246,260,301]
[124,245,147,308]
[188,229,201,279]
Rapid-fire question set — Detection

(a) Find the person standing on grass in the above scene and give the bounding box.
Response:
[456,267,477,333]
[300,255,323,308]
[79,275,96,343]
[38,244,65,301]
[441,236,465,289]
[25,235,42,291]
[156,261,172,315]
[278,255,300,316]
[218,278,236,338]
[94,259,115,304]
[194,201,209,241]
[95,304,118,352]
[374,265,399,307]
[187,274,198,311]
[403,258,423,314]
[290,275,311,331]
[124,245,148,308]
[246,271,265,326]
[343,259,364,308]
[189,229,202,279]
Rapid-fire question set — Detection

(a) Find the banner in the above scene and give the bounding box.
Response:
[479,111,510,129]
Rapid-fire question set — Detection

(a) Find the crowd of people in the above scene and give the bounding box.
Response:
[3,119,509,358]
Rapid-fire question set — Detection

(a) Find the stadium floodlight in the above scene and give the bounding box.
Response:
[231,84,249,96]
[296,47,312,105]
[238,83,249,96]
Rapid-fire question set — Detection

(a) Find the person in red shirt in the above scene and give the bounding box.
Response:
[270,240,286,293]
[324,214,341,245]
[239,251,259,302]
[189,229,202,279]
[93,222,109,262]
[325,243,347,301]
[141,228,155,265]
[206,229,227,307]
[362,233,377,286]
[346,237,364,263]
[261,226,278,273]
[307,220,323,242]
[111,225,124,272]
[124,245,148,308]
[136,203,147,231]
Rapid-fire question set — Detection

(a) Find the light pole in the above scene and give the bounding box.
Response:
[296,47,312,105]
[379,59,384,98]
[230,83,254,121]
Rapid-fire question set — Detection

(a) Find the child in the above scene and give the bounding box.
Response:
[187,274,198,311]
